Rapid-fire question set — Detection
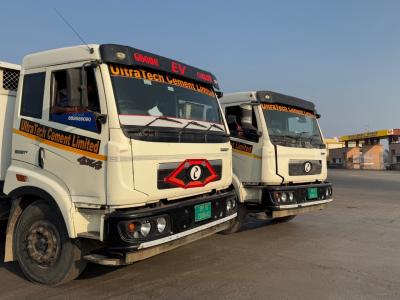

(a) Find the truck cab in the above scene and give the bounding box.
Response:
[219,91,332,232]
[1,45,237,285]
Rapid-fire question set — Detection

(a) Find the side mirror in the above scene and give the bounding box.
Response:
[95,113,108,124]
[243,128,261,142]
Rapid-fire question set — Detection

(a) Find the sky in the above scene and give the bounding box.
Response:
[1,0,399,138]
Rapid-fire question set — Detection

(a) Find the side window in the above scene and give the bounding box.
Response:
[50,67,101,132]
[225,105,259,142]
[20,72,46,118]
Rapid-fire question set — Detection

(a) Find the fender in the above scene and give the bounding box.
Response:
[4,164,76,237]
[4,186,75,262]
[231,173,244,203]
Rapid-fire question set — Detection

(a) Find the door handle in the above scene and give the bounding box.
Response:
[38,147,45,169]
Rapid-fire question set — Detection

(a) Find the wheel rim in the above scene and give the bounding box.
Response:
[25,221,60,267]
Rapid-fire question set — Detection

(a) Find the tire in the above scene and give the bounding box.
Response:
[14,200,87,285]
[220,202,247,234]
[274,215,296,223]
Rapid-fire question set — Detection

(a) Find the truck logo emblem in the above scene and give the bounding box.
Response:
[189,165,202,181]
[77,156,103,170]
[164,159,218,189]
[304,162,312,173]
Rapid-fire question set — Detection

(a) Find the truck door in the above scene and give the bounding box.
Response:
[38,64,108,205]
[225,104,263,183]
[13,70,46,168]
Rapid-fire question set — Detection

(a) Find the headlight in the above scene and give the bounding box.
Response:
[281,192,288,203]
[156,217,167,233]
[140,221,151,237]
[226,199,233,211]
[288,192,294,201]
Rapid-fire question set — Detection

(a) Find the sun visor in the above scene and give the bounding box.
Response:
[66,69,81,107]
[256,90,316,113]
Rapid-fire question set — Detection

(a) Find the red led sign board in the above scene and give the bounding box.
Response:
[100,44,220,90]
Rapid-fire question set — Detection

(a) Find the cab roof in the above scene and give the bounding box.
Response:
[21,44,220,90]
[0,61,21,70]
[22,44,101,69]
[219,90,317,113]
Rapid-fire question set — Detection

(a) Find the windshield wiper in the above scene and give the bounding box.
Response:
[178,120,207,134]
[308,134,325,146]
[139,115,183,135]
[143,115,183,128]
[270,133,325,148]
[206,123,225,133]
[270,134,297,141]
[289,131,312,142]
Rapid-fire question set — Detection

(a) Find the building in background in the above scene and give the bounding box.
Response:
[326,129,400,170]
[325,138,345,168]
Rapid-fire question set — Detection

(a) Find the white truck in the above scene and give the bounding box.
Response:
[0,44,237,285]
[0,61,20,219]
[219,91,332,233]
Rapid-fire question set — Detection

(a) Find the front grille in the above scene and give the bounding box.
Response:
[289,160,322,176]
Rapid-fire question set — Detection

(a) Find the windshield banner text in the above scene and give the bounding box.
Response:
[109,65,214,97]
[261,103,315,117]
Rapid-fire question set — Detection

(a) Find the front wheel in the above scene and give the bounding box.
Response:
[14,200,87,285]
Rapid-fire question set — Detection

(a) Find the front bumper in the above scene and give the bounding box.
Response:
[84,217,234,266]
[261,182,333,210]
[102,190,237,253]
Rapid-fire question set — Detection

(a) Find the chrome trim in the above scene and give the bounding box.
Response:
[278,198,333,209]
[133,153,228,161]
[100,215,105,242]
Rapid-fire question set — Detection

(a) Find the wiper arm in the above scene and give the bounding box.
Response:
[143,115,183,128]
[206,123,225,133]
[178,120,207,134]
[140,115,183,135]
[291,131,310,141]
[270,134,297,141]
[309,134,324,145]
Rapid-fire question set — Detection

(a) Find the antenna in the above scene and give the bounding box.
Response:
[53,8,94,54]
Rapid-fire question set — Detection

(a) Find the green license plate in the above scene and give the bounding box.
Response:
[307,187,318,200]
[194,202,212,222]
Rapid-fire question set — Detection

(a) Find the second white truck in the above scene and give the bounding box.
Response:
[219,91,332,233]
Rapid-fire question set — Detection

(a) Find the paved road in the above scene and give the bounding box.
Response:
[0,169,399,299]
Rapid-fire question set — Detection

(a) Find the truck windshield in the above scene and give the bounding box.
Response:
[109,65,223,128]
[262,104,325,149]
